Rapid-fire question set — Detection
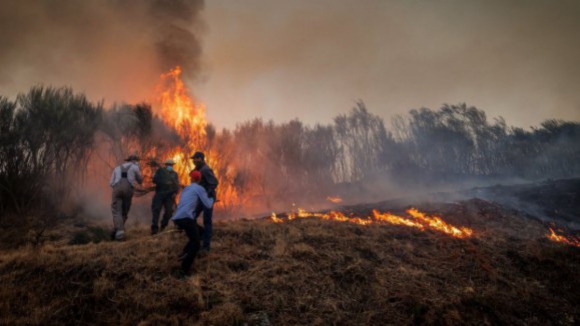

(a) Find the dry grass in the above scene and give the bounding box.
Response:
[0,199,579,325]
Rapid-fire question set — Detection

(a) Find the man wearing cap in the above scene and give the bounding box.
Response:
[172,170,214,278]
[151,159,180,235]
[190,151,219,253]
[109,155,143,241]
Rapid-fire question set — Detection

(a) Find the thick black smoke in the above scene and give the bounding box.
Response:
[0,0,205,102]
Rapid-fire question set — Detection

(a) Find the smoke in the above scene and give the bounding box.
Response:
[200,0,580,129]
[0,0,205,104]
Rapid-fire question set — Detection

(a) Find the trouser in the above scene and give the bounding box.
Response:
[194,202,213,250]
[111,180,133,240]
[151,190,176,233]
[173,218,200,274]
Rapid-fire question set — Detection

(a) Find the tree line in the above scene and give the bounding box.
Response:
[1,86,579,238]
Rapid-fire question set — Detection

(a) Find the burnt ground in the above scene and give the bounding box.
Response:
[341,178,580,233]
[465,178,580,229]
[0,178,579,325]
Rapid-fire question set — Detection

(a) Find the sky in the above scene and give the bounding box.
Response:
[1,0,580,130]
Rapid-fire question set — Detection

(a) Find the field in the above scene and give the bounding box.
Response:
[0,179,579,325]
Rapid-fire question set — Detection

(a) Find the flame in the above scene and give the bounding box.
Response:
[406,208,473,238]
[271,212,283,223]
[155,66,206,183]
[326,196,343,204]
[271,208,473,238]
[149,66,240,208]
[158,66,207,143]
[547,228,580,247]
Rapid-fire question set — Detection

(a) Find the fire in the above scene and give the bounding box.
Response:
[271,208,473,238]
[547,228,580,247]
[149,66,240,209]
[155,66,207,182]
[406,208,473,238]
[271,212,283,223]
[158,66,207,144]
[326,196,343,204]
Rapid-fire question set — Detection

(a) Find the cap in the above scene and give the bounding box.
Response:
[190,151,205,160]
[163,159,176,165]
[189,170,202,182]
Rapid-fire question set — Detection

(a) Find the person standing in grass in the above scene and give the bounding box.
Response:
[190,151,219,254]
[172,170,214,277]
[109,155,143,241]
[151,159,180,235]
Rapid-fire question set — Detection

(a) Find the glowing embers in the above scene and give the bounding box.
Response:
[326,196,343,204]
[271,208,474,238]
[547,228,580,247]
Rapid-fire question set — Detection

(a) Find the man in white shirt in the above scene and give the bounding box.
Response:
[110,155,143,241]
[172,170,214,277]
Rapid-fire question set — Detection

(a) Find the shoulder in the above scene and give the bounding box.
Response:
[181,185,195,194]
[191,184,205,192]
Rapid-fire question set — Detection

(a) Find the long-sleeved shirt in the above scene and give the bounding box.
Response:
[172,183,214,221]
[194,163,219,198]
[109,162,143,188]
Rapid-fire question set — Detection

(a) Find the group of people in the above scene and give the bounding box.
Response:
[109,151,218,277]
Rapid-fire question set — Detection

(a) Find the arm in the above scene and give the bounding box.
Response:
[196,185,215,209]
[109,167,118,187]
[133,164,143,185]
[202,166,219,195]
[170,172,180,192]
[152,169,161,185]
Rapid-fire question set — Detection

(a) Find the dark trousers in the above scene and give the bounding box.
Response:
[194,203,213,250]
[151,191,175,232]
[173,218,200,274]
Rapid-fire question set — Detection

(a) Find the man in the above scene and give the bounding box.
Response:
[190,151,218,253]
[172,170,214,278]
[151,159,180,235]
[109,155,143,241]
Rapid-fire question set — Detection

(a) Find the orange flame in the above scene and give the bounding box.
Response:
[270,208,473,238]
[158,66,207,143]
[326,196,343,204]
[547,228,580,247]
[155,66,206,184]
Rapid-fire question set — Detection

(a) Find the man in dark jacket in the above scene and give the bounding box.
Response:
[190,151,218,253]
[151,159,180,235]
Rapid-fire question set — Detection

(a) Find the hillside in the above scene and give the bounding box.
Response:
[1,180,579,325]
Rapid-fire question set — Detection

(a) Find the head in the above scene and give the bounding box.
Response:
[189,170,202,184]
[190,151,205,168]
[164,159,176,171]
[125,155,139,163]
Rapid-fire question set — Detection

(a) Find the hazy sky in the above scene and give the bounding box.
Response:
[198,0,580,129]
[1,0,579,130]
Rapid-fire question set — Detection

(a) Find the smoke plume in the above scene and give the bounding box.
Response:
[0,0,205,103]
